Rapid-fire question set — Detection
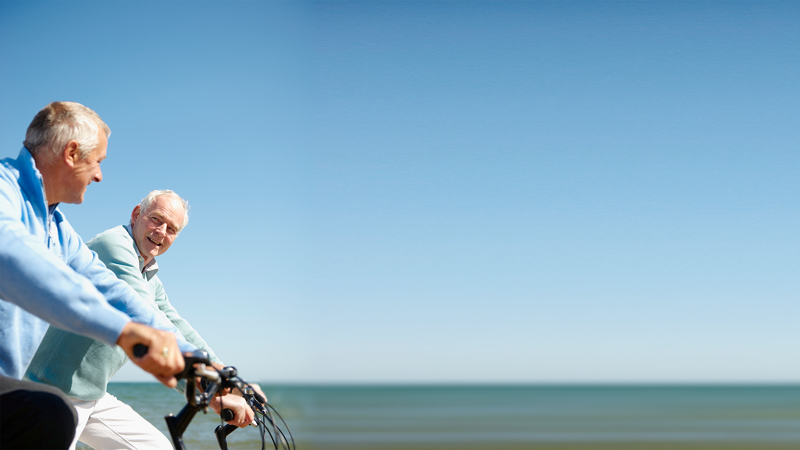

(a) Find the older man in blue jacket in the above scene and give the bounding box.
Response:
[0,102,194,449]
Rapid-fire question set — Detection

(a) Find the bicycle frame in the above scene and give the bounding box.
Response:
[164,351,223,450]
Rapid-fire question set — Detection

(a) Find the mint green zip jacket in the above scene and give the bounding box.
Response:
[25,225,220,400]
[1,149,195,380]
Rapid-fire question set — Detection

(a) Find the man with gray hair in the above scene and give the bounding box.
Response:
[27,190,258,449]
[0,102,193,448]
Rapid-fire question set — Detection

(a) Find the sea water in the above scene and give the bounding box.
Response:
[75,384,800,450]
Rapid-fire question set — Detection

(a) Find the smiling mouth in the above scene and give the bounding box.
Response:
[147,237,162,246]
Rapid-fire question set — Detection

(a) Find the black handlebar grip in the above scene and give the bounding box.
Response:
[254,393,266,404]
[133,344,148,358]
[221,408,235,422]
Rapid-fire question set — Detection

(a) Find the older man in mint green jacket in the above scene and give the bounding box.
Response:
[26,190,256,450]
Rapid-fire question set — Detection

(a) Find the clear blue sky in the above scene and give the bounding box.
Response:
[1,0,798,384]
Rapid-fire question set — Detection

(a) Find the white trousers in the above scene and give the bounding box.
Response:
[69,393,173,450]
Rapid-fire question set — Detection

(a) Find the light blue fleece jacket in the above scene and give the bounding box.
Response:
[0,148,196,379]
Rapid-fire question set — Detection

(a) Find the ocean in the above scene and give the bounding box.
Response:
[76,384,800,450]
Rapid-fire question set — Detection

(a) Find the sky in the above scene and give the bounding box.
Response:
[1,0,798,384]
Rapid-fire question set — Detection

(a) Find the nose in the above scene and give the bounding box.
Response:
[155,222,167,235]
[93,167,103,183]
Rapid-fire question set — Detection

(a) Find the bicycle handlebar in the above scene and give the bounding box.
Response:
[221,408,235,422]
[132,344,294,450]
[132,343,148,358]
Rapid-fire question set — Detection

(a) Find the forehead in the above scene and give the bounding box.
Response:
[144,196,184,226]
[86,139,107,161]
[92,128,108,159]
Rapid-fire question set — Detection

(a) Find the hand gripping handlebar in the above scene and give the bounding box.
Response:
[132,344,294,450]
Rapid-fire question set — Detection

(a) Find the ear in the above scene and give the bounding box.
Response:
[62,140,81,168]
[131,205,142,224]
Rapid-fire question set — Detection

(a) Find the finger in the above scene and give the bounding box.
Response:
[253,386,267,403]
[169,352,184,375]
[234,408,248,428]
[162,341,183,375]
[155,374,178,389]
[245,407,255,425]
[141,335,182,375]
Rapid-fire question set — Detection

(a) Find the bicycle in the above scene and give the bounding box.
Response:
[134,345,295,450]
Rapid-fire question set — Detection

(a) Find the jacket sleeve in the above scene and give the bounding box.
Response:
[0,177,129,347]
[64,223,196,353]
[153,280,222,364]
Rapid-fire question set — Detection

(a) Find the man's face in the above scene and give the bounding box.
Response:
[66,129,107,204]
[130,196,184,264]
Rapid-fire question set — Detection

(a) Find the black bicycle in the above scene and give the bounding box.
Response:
[134,345,295,450]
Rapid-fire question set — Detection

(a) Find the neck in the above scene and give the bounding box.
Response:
[138,245,154,268]
[32,155,61,206]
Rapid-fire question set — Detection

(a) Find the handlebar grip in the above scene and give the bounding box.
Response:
[221,409,235,422]
[133,344,148,358]
[253,392,266,404]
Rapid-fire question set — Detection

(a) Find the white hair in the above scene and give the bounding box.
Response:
[23,101,110,161]
[135,190,190,232]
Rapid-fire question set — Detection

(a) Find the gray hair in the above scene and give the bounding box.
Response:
[135,190,190,232]
[23,101,111,161]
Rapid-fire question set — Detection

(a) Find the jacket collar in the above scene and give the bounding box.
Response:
[16,147,51,220]
[124,223,159,280]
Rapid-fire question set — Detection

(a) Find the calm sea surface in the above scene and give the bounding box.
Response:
[75,384,800,450]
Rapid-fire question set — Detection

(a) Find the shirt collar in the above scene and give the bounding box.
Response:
[124,223,159,280]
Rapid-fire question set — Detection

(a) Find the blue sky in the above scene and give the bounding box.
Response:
[1,0,798,384]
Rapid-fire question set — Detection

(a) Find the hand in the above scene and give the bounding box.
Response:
[206,362,234,395]
[209,392,255,428]
[117,322,184,388]
[207,363,266,403]
[247,383,268,404]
